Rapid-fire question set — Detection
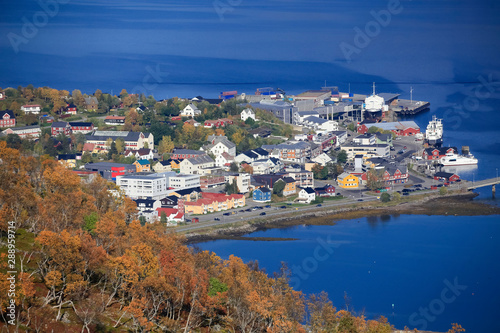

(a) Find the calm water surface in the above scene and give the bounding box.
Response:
[197,215,500,332]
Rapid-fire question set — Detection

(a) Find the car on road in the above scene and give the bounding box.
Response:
[280,206,287,209]
[403,192,410,196]
[265,205,271,208]
[260,212,266,216]
[223,212,231,216]
[357,199,363,201]
[316,204,322,207]
[214,217,220,221]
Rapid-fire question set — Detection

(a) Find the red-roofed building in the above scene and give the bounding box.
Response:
[203,118,233,128]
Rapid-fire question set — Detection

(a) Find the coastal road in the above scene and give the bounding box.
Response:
[174,184,444,234]
[174,195,380,233]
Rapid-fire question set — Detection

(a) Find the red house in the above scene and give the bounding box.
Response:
[357,121,420,136]
[314,184,336,197]
[361,164,409,185]
[434,172,460,183]
[423,147,457,160]
[0,110,16,128]
[69,122,94,134]
[203,118,233,128]
[66,103,77,114]
[51,121,71,136]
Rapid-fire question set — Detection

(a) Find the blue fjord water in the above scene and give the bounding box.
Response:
[197,215,500,332]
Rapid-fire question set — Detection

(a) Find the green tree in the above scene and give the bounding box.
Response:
[347,123,356,132]
[225,180,238,195]
[337,150,348,164]
[367,126,381,134]
[230,162,239,172]
[380,192,391,203]
[273,180,286,197]
[160,212,167,225]
[83,212,99,234]
[208,277,228,296]
[108,141,117,160]
[244,117,255,126]
[312,164,328,180]
[392,192,401,202]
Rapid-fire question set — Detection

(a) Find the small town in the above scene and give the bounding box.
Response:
[0,84,479,228]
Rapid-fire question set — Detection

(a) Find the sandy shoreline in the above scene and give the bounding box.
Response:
[185,192,500,244]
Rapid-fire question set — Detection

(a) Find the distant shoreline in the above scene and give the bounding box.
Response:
[185,192,500,244]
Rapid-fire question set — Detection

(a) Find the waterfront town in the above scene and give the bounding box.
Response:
[0,84,476,226]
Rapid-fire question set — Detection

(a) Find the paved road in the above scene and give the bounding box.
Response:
[175,195,379,233]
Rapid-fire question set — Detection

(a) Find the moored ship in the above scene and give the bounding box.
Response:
[439,152,478,166]
[425,115,443,146]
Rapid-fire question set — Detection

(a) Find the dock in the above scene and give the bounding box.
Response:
[391,99,430,115]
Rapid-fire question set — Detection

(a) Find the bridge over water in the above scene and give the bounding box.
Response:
[465,177,500,192]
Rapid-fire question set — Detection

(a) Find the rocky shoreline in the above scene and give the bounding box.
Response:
[185,192,500,244]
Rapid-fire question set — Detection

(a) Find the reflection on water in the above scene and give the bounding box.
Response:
[442,164,478,176]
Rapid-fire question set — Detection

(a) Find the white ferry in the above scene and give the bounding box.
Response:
[425,115,443,146]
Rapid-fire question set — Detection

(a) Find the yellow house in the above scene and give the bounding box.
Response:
[133,159,151,172]
[170,159,181,170]
[280,177,297,196]
[337,172,359,189]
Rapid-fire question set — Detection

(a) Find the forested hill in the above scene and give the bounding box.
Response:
[0,142,461,332]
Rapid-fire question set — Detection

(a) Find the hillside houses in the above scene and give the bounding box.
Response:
[180,103,201,117]
[180,155,215,175]
[241,108,256,121]
[202,135,236,157]
[85,131,154,151]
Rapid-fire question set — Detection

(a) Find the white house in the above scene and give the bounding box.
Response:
[312,153,333,166]
[303,116,339,132]
[298,187,316,203]
[21,104,41,114]
[293,111,319,125]
[241,108,256,122]
[180,103,201,117]
[353,134,376,145]
[179,155,215,175]
[202,136,236,157]
[125,148,154,160]
[215,152,234,168]
[153,160,172,173]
